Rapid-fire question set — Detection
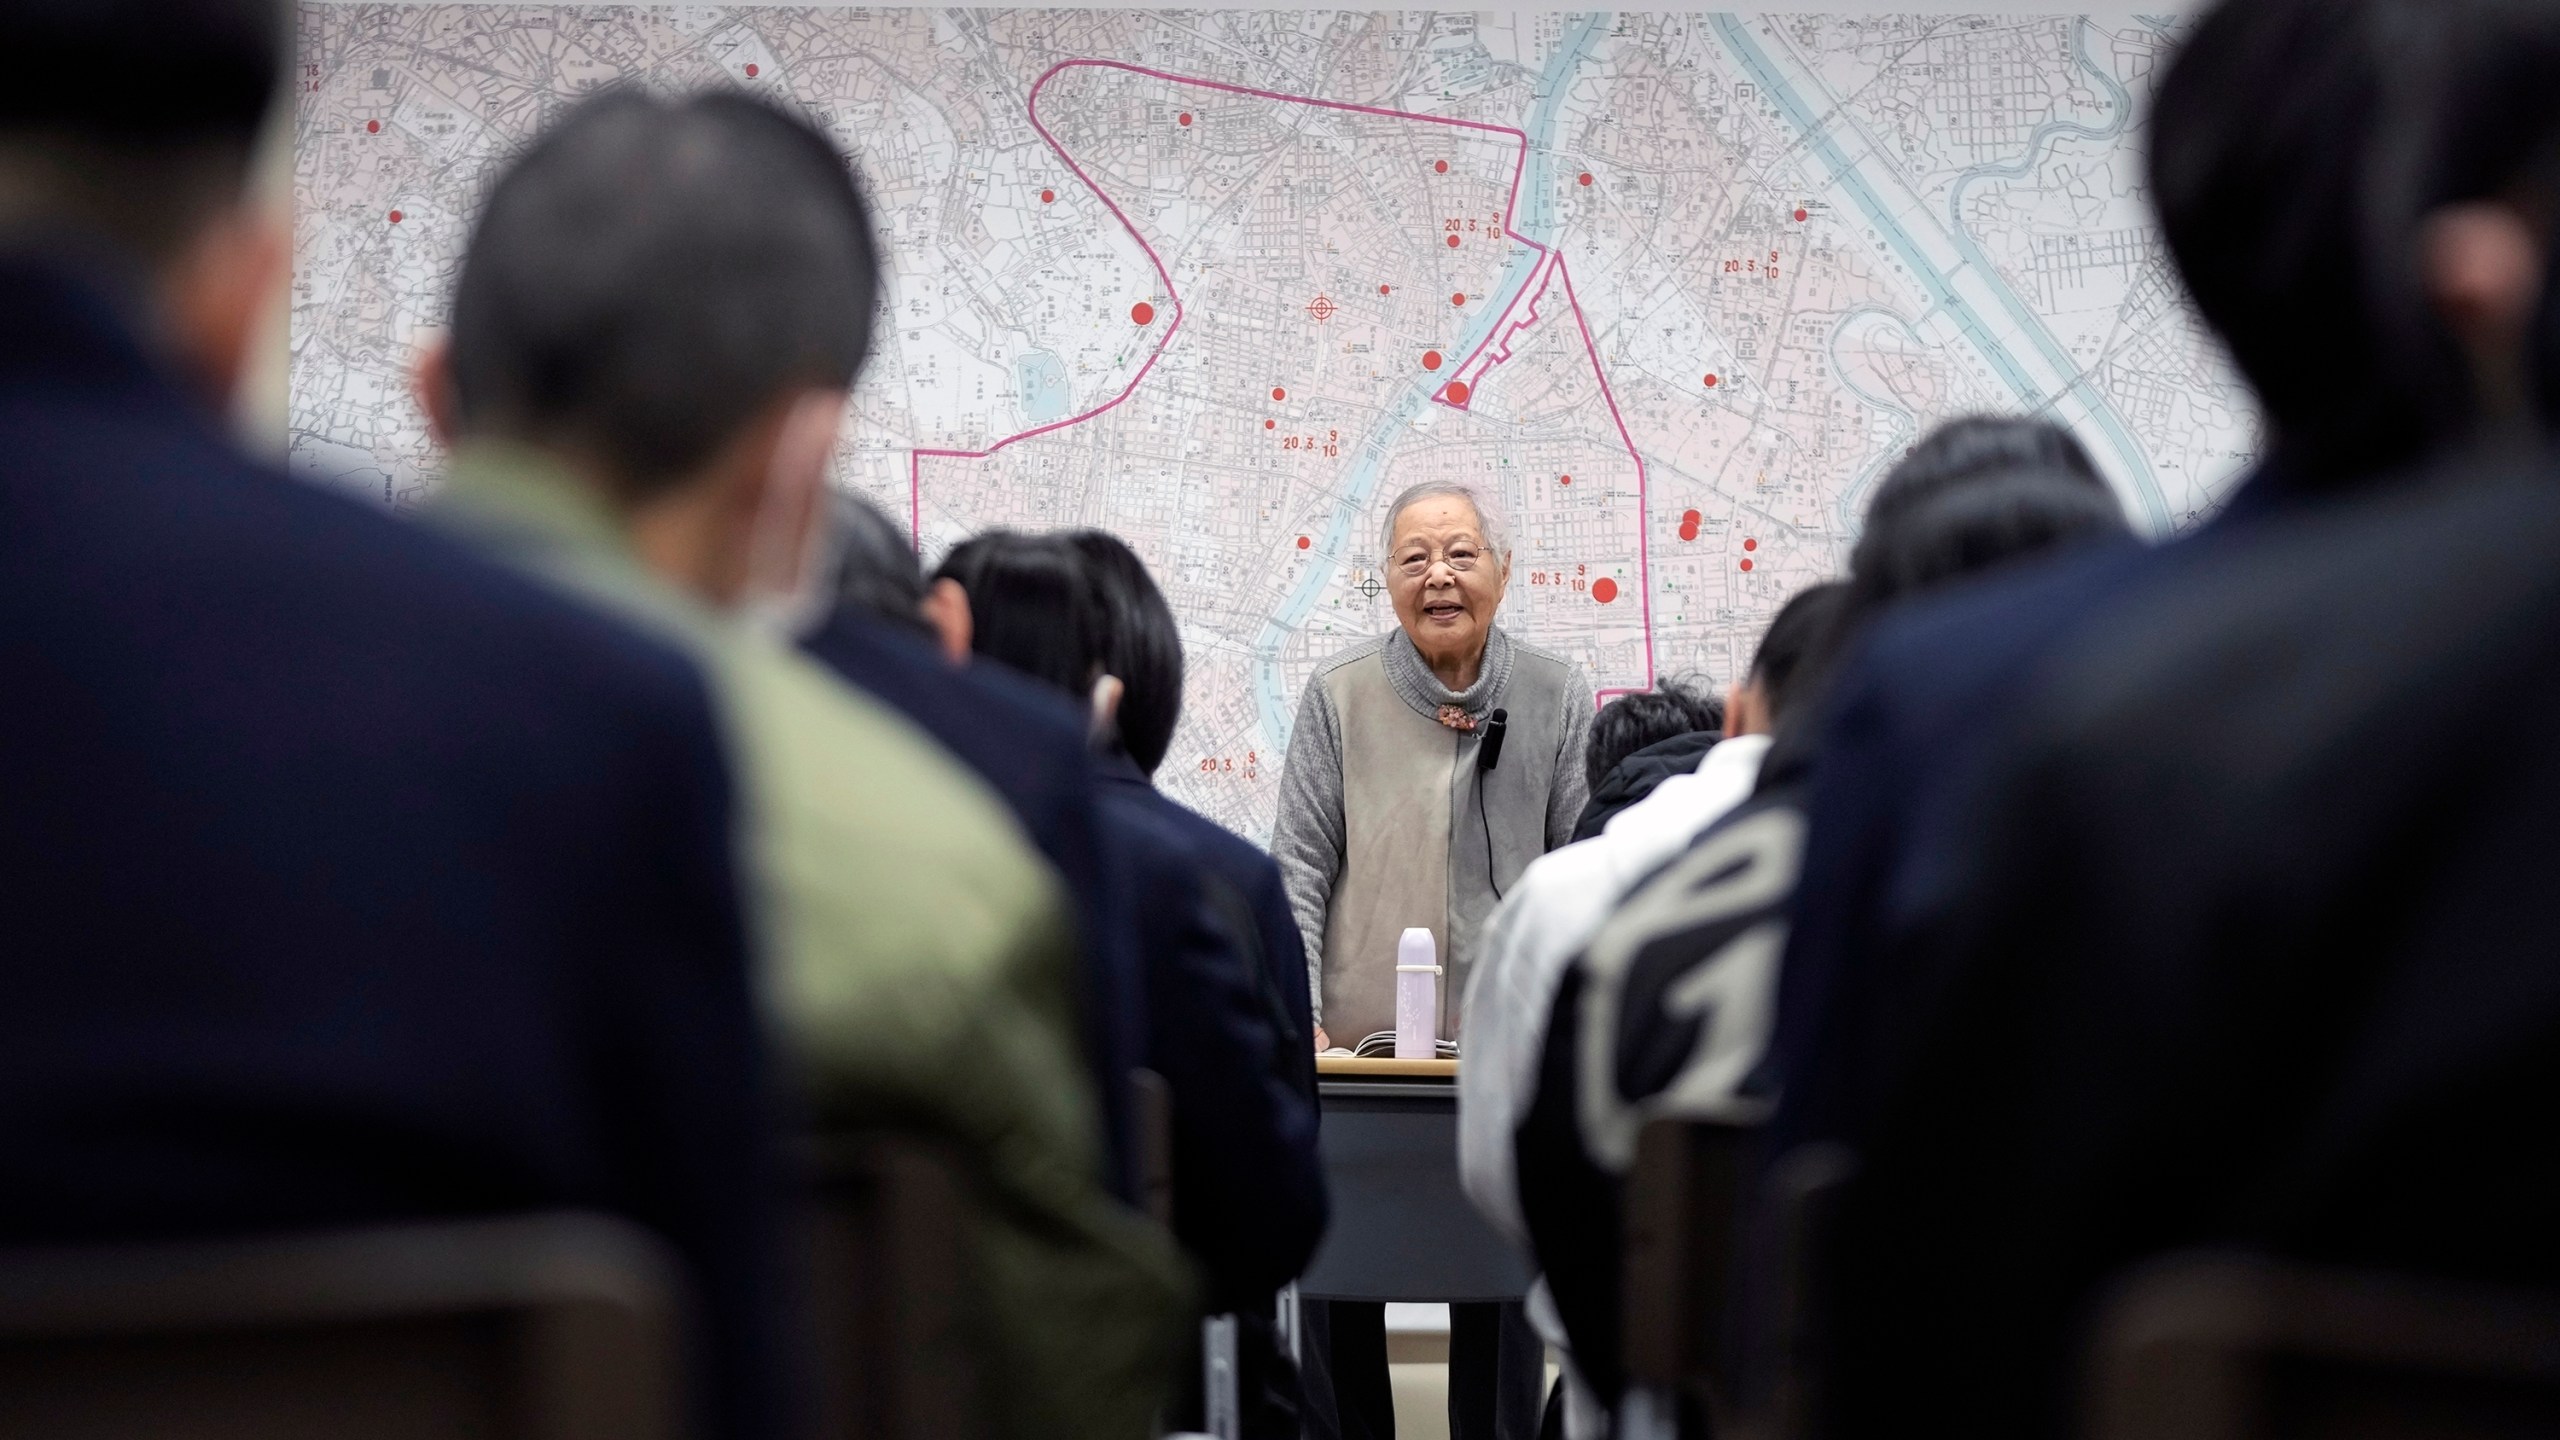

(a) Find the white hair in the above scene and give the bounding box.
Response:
[1379,479,1511,564]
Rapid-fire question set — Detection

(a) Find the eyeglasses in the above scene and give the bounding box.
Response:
[1393,543,1485,578]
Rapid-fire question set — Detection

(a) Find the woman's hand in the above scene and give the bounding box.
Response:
[1312,1026,1331,1053]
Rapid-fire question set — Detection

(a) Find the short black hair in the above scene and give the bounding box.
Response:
[1584,682,1724,794]
[448,88,879,503]
[2153,0,2560,486]
[1750,582,1854,727]
[1849,469,2132,618]
[0,0,282,263]
[1065,531,1186,777]
[934,530,1188,773]
[935,530,1105,701]
[1864,416,2105,532]
[813,490,930,640]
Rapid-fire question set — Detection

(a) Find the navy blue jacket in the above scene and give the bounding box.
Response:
[0,262,783,1438]
[1097,756,1319,1102]
[1093,754,1326,1309]
[1768,462,2305,1155]
[798,609,1145,1200]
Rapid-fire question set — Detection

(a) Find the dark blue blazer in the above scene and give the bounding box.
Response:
[1767,462,2309,1156]
[1097,757,1318,1100]
[0,262,783,1440]
[1093,753,1326,1309]
[797,609,1145,1200]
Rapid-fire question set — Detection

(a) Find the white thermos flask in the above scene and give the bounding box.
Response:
[1394,927,1441,1060]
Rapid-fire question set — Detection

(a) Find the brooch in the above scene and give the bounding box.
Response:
[1436,704,1479,732]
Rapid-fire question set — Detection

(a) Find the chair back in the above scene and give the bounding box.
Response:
[0,1211,684,1440]
[1622,1117,1762,1404]
[806,1133,993,1440]
[2087,1252,2560,1440]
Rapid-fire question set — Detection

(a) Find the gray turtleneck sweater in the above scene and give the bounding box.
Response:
[1272,625,1593,1037]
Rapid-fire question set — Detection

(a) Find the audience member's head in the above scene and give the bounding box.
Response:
[424,88,878,609]
[1729,583,1853,738]
[1064,531,1186,777]
[933,529,1188,771]
[2153,0,2560,484]
[1847,470,2132,618]
[0,0,288,405]
[1863,416,2106,533]
[812,490,933,641]
[1585,682,1725,794]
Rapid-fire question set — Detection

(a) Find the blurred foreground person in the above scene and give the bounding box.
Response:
[933,532,1325,1316]
[1767,0,2560,1208]
[801,491,1148,1202]
[1570,682,1726,842]
[412,91,1183,1440]
[1459,586,1838,1435]
[0,5,787,1437]
[1827,412,2560,1437]
[1514,469,2129,1436]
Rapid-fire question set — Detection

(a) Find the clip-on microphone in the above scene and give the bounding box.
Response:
[1475,707,1511,899]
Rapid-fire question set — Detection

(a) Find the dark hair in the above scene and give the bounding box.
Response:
[448,89,879,503]
[2152,0,2560,485]
[1864,417,2105,531]
[1750,582,1855,727]
[0,0,282,262]
[1585,682,1724,794]
[1848,469,2132,618]
[1064,532,1186,776]
[934,531,1100,699]
[813,490,930,640]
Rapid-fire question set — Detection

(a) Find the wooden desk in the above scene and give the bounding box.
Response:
[1296,1060,1532,1303]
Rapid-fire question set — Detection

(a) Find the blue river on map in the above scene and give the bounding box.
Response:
[1249,13,1608,756]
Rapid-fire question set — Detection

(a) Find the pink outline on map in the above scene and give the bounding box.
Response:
[908,58,1657,690]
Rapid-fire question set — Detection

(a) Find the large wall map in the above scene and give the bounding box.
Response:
[292,6,2255,842]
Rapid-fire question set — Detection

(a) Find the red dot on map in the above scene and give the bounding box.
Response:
[1682,509,1703,526]
[1265,419,1276,429]
[1743,537,1758,551]
[1578,172,1593,187]
[1041,189,1056,203]
[1679,520,1700,542]
[1740,558,1755,572]
[1445,380,1472,405]
[1446,234,1461,248]
[1272,387,1286,401]
[1131,301,1155,325]
[387,209,403,224]
[1592,577,1619,604]
[366,119,381,134]
[1794,208,1807,222]
[1297,536,1312,550]
[1560,474,1572,486]
[1451,292,1466,307]
[1178,112,1193,127]
[1434,159,1449,174]
[744,63,760,77]
[1703,373,1720,388]
[1379,284,1392,295]
[1422,350,1443,371]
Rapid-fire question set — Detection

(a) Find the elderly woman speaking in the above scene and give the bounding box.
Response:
[1274,479,1595,1053]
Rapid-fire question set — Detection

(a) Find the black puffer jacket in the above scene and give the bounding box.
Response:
[1570,730,1721,841]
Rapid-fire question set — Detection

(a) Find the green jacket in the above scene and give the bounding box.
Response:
[430,446,1188,1440]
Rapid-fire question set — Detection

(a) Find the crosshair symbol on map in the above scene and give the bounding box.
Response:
[1356,575,1383,601]
[1306,294,1337,322]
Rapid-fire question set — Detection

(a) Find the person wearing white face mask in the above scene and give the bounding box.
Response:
[412,89,1188,1440]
